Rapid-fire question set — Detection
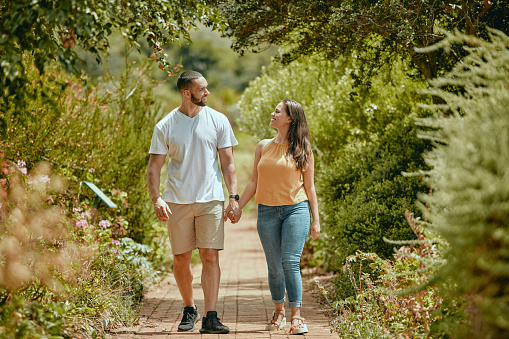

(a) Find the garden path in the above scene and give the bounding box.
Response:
[110,214,339,339]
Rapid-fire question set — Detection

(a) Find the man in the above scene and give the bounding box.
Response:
[147,70,241,334]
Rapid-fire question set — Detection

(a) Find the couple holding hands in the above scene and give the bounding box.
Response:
[147,71,319,335]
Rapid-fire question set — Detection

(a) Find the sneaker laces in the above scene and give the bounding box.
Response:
[182,308,196,322]
[209,314,225,328]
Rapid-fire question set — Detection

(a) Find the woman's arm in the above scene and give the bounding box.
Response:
[225,139,268,221]
[303,151,320,240]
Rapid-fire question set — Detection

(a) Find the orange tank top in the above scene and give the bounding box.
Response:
[255,139,308,206]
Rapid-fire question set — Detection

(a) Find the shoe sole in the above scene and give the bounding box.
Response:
[199,328,230,334]
[177,313,201,332]
[265,317,286,331]
[289,324,308,335]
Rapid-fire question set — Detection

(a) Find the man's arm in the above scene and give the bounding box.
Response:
[218,146,241,223]
[147,153,171,222]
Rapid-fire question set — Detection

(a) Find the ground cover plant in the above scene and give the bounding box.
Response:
[315,211,446,339]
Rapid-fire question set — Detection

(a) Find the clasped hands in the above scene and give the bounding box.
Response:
[153,196,242,224]
[224,201,241,224]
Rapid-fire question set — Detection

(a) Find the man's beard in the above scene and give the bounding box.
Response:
[191,93,207,107]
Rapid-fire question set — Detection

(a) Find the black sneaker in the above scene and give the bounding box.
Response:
[199,311,230,334]
[178,306,200,332]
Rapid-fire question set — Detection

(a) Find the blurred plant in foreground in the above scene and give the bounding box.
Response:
[0,161,83,295]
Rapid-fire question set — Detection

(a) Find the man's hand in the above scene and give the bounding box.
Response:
[153,197,171,222]
[224,200,242,223]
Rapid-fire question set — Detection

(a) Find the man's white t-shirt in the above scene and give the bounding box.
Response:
[149,106,238,204]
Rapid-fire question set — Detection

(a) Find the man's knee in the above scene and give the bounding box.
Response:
[199,249,219,266]
[174,251,192,266]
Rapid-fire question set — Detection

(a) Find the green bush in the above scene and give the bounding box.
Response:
[239,54,431,269]
[318,114,431,270]
[0,50,167,337]
[0,296,69,339]
[2,50,165,246]
[315,213,446,338]
[416,29,509,338]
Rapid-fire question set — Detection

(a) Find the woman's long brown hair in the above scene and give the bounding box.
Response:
[282,99,311,171]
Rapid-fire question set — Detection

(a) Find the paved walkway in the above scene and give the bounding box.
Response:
[110,215,339,338]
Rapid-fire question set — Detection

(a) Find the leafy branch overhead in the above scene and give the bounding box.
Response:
[0,0,225,105]
[215,0,508,81]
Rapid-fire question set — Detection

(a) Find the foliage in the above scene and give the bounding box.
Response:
[416,28,509,338]
[75,25,278,126]
[0,295,69,339]
[238,54,431,269]
[318,114,432,270]
[0,0,225,136]
[61,202,159,337]
[2,50,165,244]
[0,162,78,294]
[0,50,166,337]
[0,162,160,337]
[215,0,508,82]
[315,212,449,339]
[239,53,428,157]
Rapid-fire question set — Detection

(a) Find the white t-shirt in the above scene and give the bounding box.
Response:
[149,106,238,204]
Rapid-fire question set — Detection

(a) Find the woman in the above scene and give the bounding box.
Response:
[226,99,320,334]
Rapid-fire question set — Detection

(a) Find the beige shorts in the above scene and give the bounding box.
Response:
[166,200,224,255]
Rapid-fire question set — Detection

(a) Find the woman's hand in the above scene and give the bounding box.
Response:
[309,220,320,241]
[224,204,242,223]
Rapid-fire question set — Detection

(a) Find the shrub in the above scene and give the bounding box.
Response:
[239,55,427,162]
[317,114,432,270]
[1,50,166,248]
[238,54,431,269]
[0,50,166,337]
[0,162,160,337]
[416,28,509,338]
[315,211,446,338]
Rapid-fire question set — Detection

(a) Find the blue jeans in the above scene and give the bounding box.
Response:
[257,201,310,308]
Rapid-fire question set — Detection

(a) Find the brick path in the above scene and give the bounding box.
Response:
[110,215,339,338]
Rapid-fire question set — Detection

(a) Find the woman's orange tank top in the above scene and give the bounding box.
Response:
[255,139,308,206]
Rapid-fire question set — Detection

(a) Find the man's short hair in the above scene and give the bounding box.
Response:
[177,70,204,92]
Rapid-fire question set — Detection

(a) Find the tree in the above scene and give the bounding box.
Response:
[0,0,224,136]
[214,0,508,82]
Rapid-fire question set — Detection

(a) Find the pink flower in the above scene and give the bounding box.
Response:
[111,239,121,246]
[73,207,81,213]
[75,219,89,228]
[89,168,95,173]
[28,175,51,185]
[81,211,91,218]
[16,160,27,175]
[99,220,111,229]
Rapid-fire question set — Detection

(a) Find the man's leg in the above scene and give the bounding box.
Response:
[166,202,201,332]
[173,250,194,307]
[198,247,229,334]
[199,248,220,313]
[194,201,229,334]
[173,250,201,332]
